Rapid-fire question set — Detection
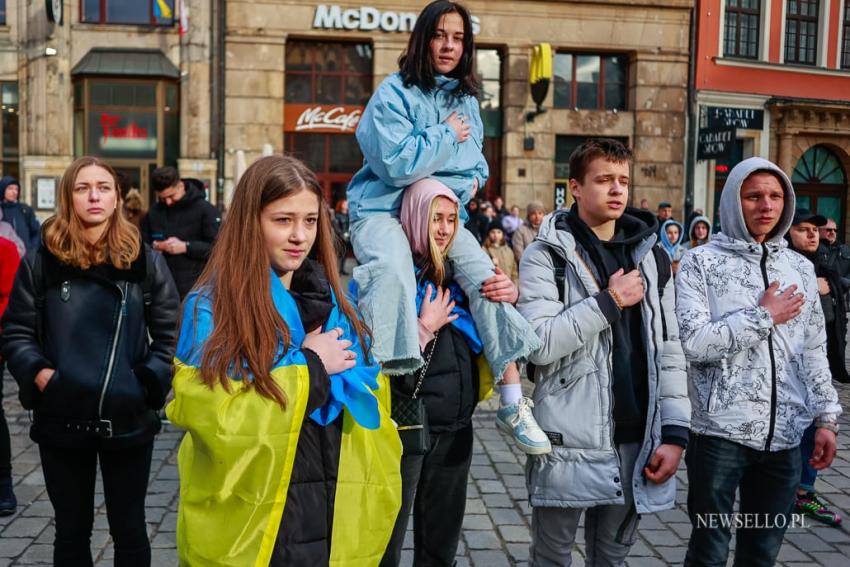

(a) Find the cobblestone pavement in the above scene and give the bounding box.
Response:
[2,368,850,566]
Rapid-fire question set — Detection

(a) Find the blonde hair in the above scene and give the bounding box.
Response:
[423,196,459,284]
[43,157,140,270]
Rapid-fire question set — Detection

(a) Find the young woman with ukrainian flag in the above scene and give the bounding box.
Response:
[166,155,401,566]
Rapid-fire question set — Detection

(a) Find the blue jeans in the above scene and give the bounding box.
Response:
[350,213,540,377]
[684,433,801,567]
[798,422,818,491]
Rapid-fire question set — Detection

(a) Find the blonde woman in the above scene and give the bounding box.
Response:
[1,157,179,565]
[382,178,492,566]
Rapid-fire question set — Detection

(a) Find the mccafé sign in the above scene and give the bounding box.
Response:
[313,4,481,34]
[284,104,363,134]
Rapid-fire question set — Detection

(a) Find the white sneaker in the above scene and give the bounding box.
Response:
[496,397,552,455]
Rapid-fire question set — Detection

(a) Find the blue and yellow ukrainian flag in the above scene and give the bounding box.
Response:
[167,272,401,566]
[154,0,173,19]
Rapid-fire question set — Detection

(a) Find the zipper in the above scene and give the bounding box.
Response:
[639,263,659,485]
[98,282,128,418]
[759,243,778,451]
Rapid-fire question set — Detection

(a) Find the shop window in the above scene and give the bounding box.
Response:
[477,48,503,200]
[842,1,850,68]
[785,0,819,65]
[724,0,760,59]
[81,0,176,26]
[553,53,627,111]
[285,41,373,106]
[0,1,6,26]
[0,82,18,178]
[284,40,373,205]
[74,78,179,164]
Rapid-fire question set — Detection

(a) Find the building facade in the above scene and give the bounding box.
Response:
[1,0,692,217]
[0,0,213,212]
[694,0,850,236]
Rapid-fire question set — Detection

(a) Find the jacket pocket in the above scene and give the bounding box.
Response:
[106,368,150,417]
[547,356,597,394]
[705,361,726,415]
[38,369,61,407]
[536,356,604,450]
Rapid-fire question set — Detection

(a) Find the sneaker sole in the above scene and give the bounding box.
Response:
[496,418,552,455]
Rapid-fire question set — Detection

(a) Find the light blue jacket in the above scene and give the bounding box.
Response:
[347,72,488,223]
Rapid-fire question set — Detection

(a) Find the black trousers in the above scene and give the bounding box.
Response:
[0,361,11,482]
[39,442,154,567]
[381,425,473,567]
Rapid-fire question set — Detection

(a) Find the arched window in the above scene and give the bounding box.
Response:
[793,145,847,234]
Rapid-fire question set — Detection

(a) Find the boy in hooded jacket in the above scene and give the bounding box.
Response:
[517,139,690,566]
[0,177,39,252]
[682,215,713,250]
[676,157,842,566]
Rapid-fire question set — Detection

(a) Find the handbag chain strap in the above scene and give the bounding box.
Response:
[411,329,440,400]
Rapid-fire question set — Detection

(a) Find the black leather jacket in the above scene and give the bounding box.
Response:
[1,245,179,448]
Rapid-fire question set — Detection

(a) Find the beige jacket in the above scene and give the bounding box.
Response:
[483,243,518,286]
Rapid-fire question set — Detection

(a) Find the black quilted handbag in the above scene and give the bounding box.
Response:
[391,330,439,455]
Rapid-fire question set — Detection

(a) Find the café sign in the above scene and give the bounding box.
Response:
[284,104,363,134]
[313,4,481,34]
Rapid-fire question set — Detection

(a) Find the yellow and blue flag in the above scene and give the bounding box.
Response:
[154,0,173,19]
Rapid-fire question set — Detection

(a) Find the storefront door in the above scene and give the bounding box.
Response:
[792,145,848,237]
[111,161,155,206]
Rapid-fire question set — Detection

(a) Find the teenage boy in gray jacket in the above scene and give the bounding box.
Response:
[517,139,690,566]
[676,157,841,566]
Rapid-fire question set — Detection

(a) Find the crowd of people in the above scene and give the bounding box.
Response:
[0,1,846,566]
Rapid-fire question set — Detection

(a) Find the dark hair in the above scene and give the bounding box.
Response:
[114,170,132,198]
[398,0,479,97]
[151,166,180,193]
[569,138,634,184]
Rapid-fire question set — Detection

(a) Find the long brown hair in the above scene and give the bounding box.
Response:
[43,156,140,270]
[193,155,370,407]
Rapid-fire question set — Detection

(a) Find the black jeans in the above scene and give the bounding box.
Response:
[381,425,473,567]
[0,361,11,483]
[39,442,154,567]
[684,433,802,567]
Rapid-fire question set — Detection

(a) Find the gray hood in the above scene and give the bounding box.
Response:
[719,157,795,244]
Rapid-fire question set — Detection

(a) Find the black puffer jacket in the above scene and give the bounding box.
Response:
[140,179,221,298]
[271,258,338,565]
[392,276,480,434]
[0,245,179,448]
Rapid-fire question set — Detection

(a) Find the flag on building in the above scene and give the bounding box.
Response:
[180,0,189,36]
[154,0,173,19]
